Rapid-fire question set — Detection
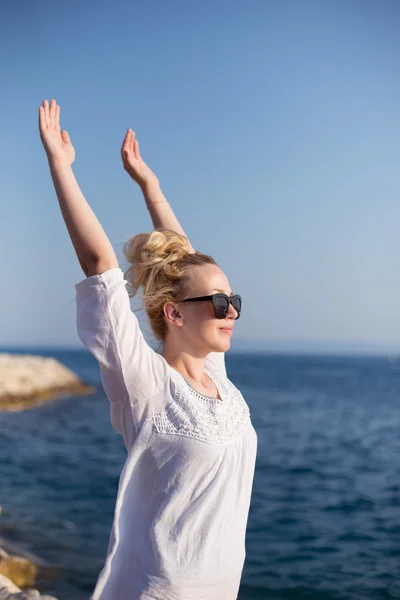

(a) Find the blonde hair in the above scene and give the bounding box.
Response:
[123,229,217,341]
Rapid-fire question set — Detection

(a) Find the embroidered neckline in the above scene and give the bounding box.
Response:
[152,371,251,445]
[168,365,225,404]
[181,375,222,401]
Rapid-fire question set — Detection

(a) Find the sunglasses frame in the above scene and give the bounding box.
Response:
[182,293,242,320]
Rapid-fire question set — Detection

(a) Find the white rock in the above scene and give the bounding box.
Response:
[0,575,57,600]
[0,354,93,411]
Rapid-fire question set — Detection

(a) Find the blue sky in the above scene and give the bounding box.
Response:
[1,0,399,352]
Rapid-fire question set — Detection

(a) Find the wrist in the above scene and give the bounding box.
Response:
[140,176,160,195]
[141,182,168,208]
[48,157,72,171]
[146,200,168,208]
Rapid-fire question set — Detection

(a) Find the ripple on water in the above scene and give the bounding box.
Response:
[1,351,400,599]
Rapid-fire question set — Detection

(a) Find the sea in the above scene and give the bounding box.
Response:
[0,350,399,600]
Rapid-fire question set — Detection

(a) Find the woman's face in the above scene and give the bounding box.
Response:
[167,263,239,354]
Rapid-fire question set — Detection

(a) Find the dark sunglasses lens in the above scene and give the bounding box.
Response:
[232,296,241,317]
[214,296,229,319]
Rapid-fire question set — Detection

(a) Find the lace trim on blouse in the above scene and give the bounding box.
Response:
[151,367,251,445]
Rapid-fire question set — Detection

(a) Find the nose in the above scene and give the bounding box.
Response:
[227,302,238,320]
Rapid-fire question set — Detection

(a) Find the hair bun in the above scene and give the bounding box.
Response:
[124,229,189,265]
[123,229,191,293]
[147,229,190,263]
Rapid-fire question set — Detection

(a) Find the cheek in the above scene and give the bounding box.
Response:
[184,304,216,335]
[185,303,213,323]
[183,307,230,351]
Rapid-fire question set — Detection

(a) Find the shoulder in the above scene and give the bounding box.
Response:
[75,267,125,293]
[204,352,227,378]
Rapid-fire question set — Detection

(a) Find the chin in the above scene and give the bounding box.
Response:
[210,336,231,353]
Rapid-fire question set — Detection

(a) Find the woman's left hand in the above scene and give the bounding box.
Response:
[121,129,159,190]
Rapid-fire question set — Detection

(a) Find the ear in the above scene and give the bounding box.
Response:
[164,302,184,328]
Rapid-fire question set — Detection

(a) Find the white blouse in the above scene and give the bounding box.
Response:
[75,268,258,600]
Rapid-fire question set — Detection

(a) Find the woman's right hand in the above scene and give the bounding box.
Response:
[39,99,75,165]
[121,128,159,190]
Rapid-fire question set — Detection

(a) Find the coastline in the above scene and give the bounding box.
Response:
[0,354,94,412]
[0,353,95,597]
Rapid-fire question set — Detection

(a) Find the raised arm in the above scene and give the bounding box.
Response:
[39,99,118,277]
[121,129,227,377]
[121,128,195,253]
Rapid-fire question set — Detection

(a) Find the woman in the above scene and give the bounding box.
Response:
[39,99,258,600]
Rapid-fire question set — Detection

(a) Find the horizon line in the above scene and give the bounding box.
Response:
[1,341,400,358]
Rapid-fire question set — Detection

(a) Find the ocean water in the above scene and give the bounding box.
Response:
[0,350,400,600]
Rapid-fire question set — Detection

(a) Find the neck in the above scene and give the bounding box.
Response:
[162,337,208,382]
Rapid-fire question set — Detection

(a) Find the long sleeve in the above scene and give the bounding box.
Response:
[75,268,170,436]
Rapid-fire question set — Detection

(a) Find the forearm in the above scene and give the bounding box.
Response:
[49,160,118,273]
[141,182,195,253]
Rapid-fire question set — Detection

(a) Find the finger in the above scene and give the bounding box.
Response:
[134,138,141,160]
[130,130,136,152]
[61,130,70,144]
[121,130,131,162]
[38,106,46,131]
[55,104,61,133]
[43,100,50,127]
[121,129,130,151]
[49,99,56,128]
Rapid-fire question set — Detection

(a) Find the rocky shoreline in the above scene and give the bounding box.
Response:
[0,353,95,597]
[0,354,94,411]
[0,512,57,600]
[0,573,57,600]
[0,557,57,600]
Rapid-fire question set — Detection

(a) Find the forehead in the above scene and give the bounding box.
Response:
[189,264,232,295]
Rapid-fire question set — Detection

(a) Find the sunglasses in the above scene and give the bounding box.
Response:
[182,293,242,320]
